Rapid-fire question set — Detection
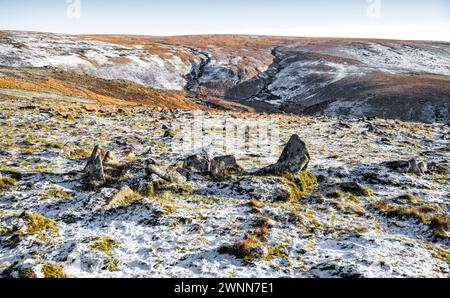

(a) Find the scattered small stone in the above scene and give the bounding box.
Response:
[365,123,383,135]
[121,150,136,162]
[382,160,410,171]
[103,151,120,166]
[163,129,175,138]
[380,137,391,144]
[107,185,141,209]
[59,142,90,160]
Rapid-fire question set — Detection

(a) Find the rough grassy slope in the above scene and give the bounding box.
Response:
[0,66,200,109]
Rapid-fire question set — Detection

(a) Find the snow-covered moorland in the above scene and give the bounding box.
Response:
[0,31,448,278]
[0,93,448,278]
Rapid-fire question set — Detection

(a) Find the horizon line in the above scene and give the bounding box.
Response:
[1,29,450,44]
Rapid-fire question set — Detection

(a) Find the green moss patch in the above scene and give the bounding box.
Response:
[282,171,318,201]
[265,244,289,262]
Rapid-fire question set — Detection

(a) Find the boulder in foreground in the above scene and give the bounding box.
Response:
[83,145,107,186]
[256,134,310,176]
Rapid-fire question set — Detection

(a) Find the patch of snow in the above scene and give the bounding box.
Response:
[268,60,360,102]
[338,42,450,76]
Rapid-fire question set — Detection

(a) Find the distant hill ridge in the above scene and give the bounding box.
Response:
[0,31,449,123]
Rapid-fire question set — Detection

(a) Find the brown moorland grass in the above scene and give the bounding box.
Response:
[372,199,450,238]
[108,56,132,64]
[0,71,202,110]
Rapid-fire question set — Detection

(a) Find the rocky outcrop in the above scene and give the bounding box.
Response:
[256,134,310,176]
[183,154,210,174]
[338,182,373,196]
[408,159,428,176]
[83,146,125,186]
[210,155,243,179]
[84,145,107,186]
[382,159,428,176]
[146,165,187,184]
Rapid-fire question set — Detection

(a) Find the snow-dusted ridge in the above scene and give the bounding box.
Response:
[0,32,191,90]
[0,31,449,122]
[337,42,450,76]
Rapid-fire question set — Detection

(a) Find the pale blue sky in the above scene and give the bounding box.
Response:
[1,0,449,41]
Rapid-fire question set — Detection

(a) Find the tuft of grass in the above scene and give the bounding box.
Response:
[19,268,37,278]
[398,193,420,204]
[0,176,17,191]
[249,198,264,213]
[67,148,91,161]
[372,200,449,238]
[339,182,374,197]
[139,182,154,197]
[372,200,391,213]
[44,186,70,201]
[354,226,369,234]
[143,191,177,214]
[254,217,271,242]
[197,212,208,221]
[345,194,361,205]
[41,263,69,278]
[21,213,59,241]
[423,242,450,263]
[90,236,120,256]
[325,190,344,199]
[219,234,263,263]
[249,198,264,208]
[373,200,427,222]
[264,244,289,262]
[107,258,120,272]
[330,198,366,215]
[429,215,450,238]
[362,187,374,197]
[150,140,166,149]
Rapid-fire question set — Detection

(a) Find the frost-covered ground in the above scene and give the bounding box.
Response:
[0,95,448,278]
